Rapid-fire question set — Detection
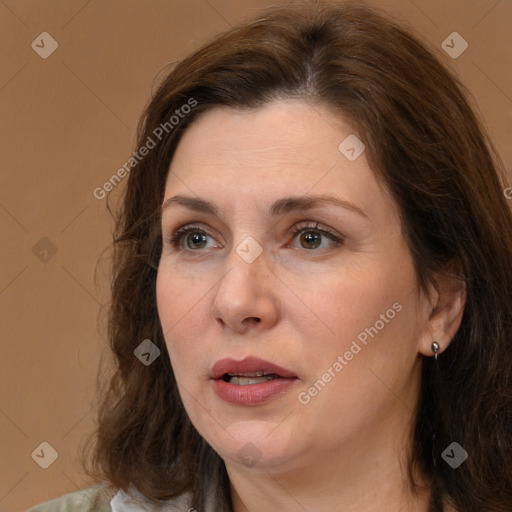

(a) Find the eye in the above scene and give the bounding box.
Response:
[166,225,219,251]
[165,221,344,252]
[288,221,344,250]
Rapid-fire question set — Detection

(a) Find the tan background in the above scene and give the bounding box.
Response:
[0,0,510,510]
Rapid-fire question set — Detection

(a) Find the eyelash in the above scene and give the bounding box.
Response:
[166,221,343,251]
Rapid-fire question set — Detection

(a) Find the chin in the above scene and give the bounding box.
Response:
[207,420,297,469]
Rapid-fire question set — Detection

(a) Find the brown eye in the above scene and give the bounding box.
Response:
[299,230,322,249]
[290,222,344,250]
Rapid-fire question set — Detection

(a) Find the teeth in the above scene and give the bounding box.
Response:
[227,371,265,377]
[229,375,278,385]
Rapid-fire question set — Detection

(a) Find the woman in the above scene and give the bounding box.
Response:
[29,1,512,511]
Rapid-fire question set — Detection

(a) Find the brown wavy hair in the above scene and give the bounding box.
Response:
[83,2,512,510]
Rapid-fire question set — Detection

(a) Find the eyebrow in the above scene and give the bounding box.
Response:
[161,194,368,219]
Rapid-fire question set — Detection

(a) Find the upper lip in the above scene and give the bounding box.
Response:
[210,356,298,380]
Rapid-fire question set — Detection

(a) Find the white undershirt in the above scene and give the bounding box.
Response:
[110,488,193,512]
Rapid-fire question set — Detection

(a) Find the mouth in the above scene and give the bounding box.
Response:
[210,357,299,406]
[221,371,284,385]
[211,356,298,383]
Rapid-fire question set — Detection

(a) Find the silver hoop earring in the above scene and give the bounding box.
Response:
[431,341,440,360]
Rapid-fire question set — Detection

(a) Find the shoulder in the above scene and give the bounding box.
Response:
[27,485,114,512]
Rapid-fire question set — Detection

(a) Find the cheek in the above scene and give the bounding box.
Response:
[156,261,204,330]
[156,269,196,362]
[297,251,420,379]
[295,288,421,442]
[310,265,405,344]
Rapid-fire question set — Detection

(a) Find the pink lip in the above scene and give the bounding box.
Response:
[210,357,299,407]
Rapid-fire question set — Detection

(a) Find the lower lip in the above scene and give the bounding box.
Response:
[212,377,298,406]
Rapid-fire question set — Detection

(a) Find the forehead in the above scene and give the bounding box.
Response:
[163,100,398,225]
[170,100,351,174]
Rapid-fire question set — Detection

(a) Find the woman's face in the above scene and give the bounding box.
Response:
[156,99,436,473]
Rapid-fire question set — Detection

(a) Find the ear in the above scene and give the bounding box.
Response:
[417,268,466,357]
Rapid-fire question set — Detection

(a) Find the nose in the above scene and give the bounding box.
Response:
[211,242,280,333]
